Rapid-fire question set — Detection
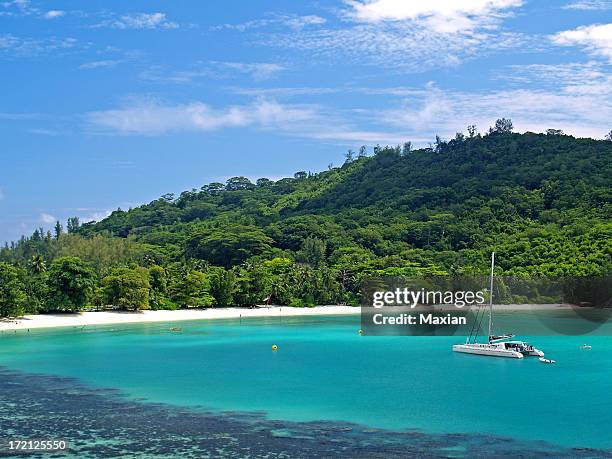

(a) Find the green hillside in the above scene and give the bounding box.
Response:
[2,127,611,315]
[79,130,611,274]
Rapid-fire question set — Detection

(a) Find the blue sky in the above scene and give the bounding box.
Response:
[1,0,611,244]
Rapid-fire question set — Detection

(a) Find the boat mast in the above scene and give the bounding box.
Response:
[488,251,495,342]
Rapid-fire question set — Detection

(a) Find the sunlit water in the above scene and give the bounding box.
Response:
[0,312,611,455]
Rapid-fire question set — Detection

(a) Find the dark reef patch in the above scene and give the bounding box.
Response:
[0,367,610,458]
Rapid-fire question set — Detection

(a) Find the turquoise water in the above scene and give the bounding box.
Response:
[0,313,611,451]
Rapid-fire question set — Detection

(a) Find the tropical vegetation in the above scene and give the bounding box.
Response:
[1,122,610,316]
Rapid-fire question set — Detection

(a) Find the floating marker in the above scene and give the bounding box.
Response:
[271,344,278,351]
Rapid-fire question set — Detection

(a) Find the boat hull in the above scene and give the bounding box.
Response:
[525,349,545,357]
[452,344,524,359]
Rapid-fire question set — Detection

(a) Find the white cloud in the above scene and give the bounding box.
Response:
[216,62,285,80]
[139,66,207,84]
[281,15,326,30]
[552,23,612,60]
[3,0,29,8]
[40,213,56,224]
[562,0,612,10]
[86,99,316,135]
[214,14,326,32]
[85,63,612,145]
[82,210,112,223]
[495,61,612,98]
[306,128,406,144]
[141,62,285,83]
[230,87,340,97]
[84,97,405,144]
[29,128,59,136]
[229,65,612,144]
[0,34,78,56]
[44,10,64,19]
[79,59,121,70]
[382,78,612,141]
[95,12,178,30]
[222,2,525,71]
[1,1,68,19]
[346,0,523,33]
[1,0,35,16]
[265,22,528,71]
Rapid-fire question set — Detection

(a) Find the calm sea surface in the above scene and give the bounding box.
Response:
[0,312,611,457]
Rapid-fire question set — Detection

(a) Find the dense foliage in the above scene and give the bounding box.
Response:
[1,126,611,316]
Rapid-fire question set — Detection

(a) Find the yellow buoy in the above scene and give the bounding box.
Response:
[271,344,278,351]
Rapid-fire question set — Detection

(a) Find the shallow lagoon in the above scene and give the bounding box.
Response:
[1,313,611,456]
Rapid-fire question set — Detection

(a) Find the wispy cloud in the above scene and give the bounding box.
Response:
[39,212,56,224]
[79,59,121,70]
[230,86,340,97]
[141,61,285,83]
[94,12,178,30]
[0,34,78,56]
[29,128,59,136]
[139,66,207,84]
[43,10,64,19]
[497,61,612,98]
[304,128,407,144]
[1,0,35,17]
[220,62,285,80]
[84,96,405,144]
[562,0,612,10]
[382,76,612,141]
[1,0,71,19]
[86,65,612,145]
[229,62,612,144]
[552,23,612,60]
[345,0,524,33]
[0,34,19,49]
[214,13,326,32]
[86,98,316,135]
[81,209,112,223]
[247,1,528,71]
[264,22,528,71]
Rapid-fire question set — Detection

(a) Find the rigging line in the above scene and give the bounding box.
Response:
[473,304,486,342]
[469,287,487,339]
[466,304,480,341]
[467,302,485,343]
[471,299,490,343]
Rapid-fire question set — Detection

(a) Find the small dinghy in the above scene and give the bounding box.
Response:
[580,344,592,350]
[539,357,556,364]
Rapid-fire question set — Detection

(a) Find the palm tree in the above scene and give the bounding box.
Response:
[29,254,47,274]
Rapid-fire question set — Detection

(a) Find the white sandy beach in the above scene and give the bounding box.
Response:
[0,304,578,332]
[0,306,360,332]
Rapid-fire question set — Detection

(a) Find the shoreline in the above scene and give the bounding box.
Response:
[0,306,360,331]
[0,303,580,332]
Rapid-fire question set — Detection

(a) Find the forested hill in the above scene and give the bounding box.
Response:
[1,128,611,315]
[77,130,611,276]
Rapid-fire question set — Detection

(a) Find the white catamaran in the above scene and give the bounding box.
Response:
[452,252,545,359]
